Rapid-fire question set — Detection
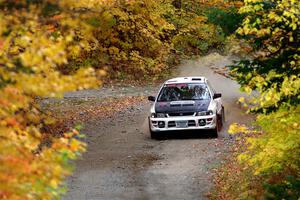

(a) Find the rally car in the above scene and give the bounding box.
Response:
[148,77,225,139]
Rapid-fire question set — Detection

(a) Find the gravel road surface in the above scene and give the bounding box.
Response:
[63,53,253,200]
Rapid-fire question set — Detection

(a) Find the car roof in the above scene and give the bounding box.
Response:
[164,77,207,84]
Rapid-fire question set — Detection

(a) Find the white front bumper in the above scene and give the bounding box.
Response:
[149,115,217,132]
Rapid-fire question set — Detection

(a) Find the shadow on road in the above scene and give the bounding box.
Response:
[151,130,218,140]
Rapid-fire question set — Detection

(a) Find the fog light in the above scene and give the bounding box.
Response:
[158,121,165,128]
[199,119,206,126]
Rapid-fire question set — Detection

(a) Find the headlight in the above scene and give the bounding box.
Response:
[197,111,206,116]
[156,113,167,118]
[206,110,213,115]
[196,110,213,116]
[150,113,167,118]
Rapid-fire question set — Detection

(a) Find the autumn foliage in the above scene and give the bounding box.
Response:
[212,0,300,199]
[0,1,103,199]
[0,0,243,199]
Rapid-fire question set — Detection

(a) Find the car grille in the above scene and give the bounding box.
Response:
[168,121,176,128]
[168,112,195,117]
[188,120,196,126]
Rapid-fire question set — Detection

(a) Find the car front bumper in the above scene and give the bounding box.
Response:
[149,115,217,132]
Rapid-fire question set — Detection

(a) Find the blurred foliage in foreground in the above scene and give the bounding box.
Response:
[0,0,100,199]
[0,0,242,199]
[212,0,300,199]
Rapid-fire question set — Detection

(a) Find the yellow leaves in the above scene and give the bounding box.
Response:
[239,96,246,104]
[234,1,299,111]
[0,87,31,114]
[241,24,252,35]
[245,106,300,175]
[69,138,85,152]
[72,67,99,90]
[97,69,107,77]
[18,31,71,71]
[0,2,104,199]
[50,179,59,189]
[108,46,120,55]
[61,0,114,10]
[253,3,264,11]
[25,111,41,124]
[256,28,270,36]
[14,67,99,97]
[281,75,300,97]
[268,11,282,22]
[243,86,252,94]
[228,123,252,135]
[194,16,208,23]
[223,0,300,197]
[228,97,300,195]
[238,0,300,47]
[238,96,249,108]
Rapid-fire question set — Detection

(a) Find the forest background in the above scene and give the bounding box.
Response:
[0,0,299,199]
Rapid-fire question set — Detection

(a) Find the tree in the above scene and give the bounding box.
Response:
[227,0,300,198]
[231,0,300,113]
[0,1,100,199]
[0,0,239,198]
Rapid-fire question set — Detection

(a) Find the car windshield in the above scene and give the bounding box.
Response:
[157,83,211,102]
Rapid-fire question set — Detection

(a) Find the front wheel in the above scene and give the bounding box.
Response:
[212,123,219,138]
[150,128,164,140]
[212,112,223,138]
[221,106,225,124]
[150,130,159,139]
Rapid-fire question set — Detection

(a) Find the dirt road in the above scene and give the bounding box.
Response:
[63,53,253,200]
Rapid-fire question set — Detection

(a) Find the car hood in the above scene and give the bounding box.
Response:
[154,100,210,113]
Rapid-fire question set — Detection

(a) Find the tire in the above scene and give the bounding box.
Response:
[212,122,219,138]
[150,129,163,140]
[221,106,225,124]
[150,130,159,139]
[213,107,225,137]
[212,112,222,138]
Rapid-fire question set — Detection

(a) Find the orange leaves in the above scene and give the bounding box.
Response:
[4,117,19,127]
[46,24,56,33]
[69,138,85,152]
[0,87,30,114]
[0,1,102,199]
[0,38,4,50]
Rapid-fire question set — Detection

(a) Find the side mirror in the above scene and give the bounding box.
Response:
[213,93,222,99]
[148,96,156,102]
